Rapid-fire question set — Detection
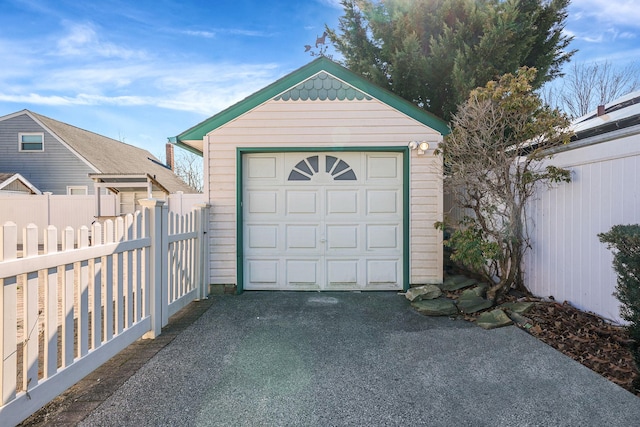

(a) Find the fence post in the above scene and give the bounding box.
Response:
[194,203,210,300]
[140,199,166,339]
[1,222,18,405]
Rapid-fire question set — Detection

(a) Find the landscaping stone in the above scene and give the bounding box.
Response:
[506,311,533,328]
[456,294,493,314]
[411,298,458,316]
[441,276,477,291]
[460,285,487,298]
[498,301,535,314]
[476,309,513,330]
[405,285,442,302]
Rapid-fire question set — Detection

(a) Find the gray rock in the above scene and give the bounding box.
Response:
[476,309,513,330]
[441,276,477,291]
[405,285,442,302]
[411,298,458,316]
[456,294,493,314]
[506,311,533,328]
[460,285,487,298]
[497,301,535,314]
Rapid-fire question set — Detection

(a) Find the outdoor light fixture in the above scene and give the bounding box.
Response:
[408,140,429,154]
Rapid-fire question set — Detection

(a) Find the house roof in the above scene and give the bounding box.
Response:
[0,172,41,194]
[171,56,450,153]
[571,90,640,140]
[16,110,197,194]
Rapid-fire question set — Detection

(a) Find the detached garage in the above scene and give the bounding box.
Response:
[171,57,449,292]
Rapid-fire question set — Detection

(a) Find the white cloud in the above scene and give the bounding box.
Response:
[317,0,343,9]
[569,0,640,29]
[183,30,216,38]
[181,28,273,39]
[55,21,147,60]
[0,59,282,115]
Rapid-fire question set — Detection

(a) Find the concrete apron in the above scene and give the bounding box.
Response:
[81,292,640,427]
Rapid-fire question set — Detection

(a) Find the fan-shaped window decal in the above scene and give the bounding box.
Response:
[326,156,357,181]
[288,155,356,181]
[335,169,356,180]
[288,156,319,181]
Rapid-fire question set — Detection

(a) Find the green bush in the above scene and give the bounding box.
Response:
[599,224,640,389]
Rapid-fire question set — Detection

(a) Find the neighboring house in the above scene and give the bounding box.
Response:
[0,109,197,214]
[171,57,450,292]
[523,91,640,323]
[0,172,41,194]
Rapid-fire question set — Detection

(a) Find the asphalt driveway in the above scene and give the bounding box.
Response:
[80,292,640,426]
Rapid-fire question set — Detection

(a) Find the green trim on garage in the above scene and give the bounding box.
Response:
[236,146,411,293]
[173,57,449,150]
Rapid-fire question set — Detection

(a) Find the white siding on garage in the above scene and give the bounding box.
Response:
[205,98,443,288]
[525,128,640,323]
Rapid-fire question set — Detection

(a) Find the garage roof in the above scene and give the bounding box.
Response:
[170,57,450,154]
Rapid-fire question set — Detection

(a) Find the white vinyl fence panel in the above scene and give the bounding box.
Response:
[443,128,640,323]
[525,131,640,323]
[0,200,209,426]
[0,192,205,244]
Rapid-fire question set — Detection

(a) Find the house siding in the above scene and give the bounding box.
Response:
[0,113,97,195]
[205,98,443,287]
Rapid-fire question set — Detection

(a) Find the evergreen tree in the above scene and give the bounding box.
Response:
[327,0,574,121]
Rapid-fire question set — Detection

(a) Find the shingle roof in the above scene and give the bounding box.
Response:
[27,111,197,194]
[571,90,640,139]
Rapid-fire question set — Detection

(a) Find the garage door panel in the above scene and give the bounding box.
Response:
[367,190,399,215]
[327,259,359,286]
[367,225,398,249]
[327,190,358,214]
[367,156,399,179]
[248,156,278,179]
[247,225,278,249]
[248,260,278,283]
[286,190,319,215]
[367,260,400,285]
[327,225,358,249]
[248,191,278,214]
[286,225,318,249]
[287,260,320,285]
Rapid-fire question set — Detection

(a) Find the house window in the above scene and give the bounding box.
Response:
[19,132,44,151]
[67,186,88,195]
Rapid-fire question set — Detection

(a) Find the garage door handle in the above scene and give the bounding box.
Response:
[320,238,326,243]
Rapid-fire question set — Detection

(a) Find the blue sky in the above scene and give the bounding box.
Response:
[0,0,638,157]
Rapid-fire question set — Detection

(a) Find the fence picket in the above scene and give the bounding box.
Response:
[142,210,150,318]
[168,212,175,303]
[115,217,124,334]
[78,227,90,357]
[1,222,18,405]
[134,212,142,322]
[188,212,194,293]
[23,224,40,392]
[62,227,75,368]
[125,214,134,328]
[43,226,58,378]
[179,215,186,296]
[103,220,114,341]
[91,222,103,349]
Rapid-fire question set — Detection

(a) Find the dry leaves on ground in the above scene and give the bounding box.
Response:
[520,300,638,395]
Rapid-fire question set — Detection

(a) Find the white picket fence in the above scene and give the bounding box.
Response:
[0,199,209,426]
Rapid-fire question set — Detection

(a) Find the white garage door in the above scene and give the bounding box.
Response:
[243,151,404,291]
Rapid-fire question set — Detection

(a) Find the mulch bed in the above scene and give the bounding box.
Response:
[515,300,638,395]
